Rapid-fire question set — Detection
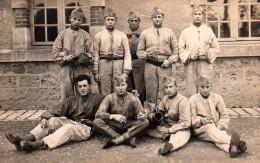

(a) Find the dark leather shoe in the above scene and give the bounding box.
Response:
[20,141,33,152]
[229,133,240,158]
[125,137,137,148]
[158,143,173,156]
[238,141,247,154]
[6,133,21,151]
[103,139,115,149]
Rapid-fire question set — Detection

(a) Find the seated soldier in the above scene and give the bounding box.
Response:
[146,76,191,155]
[92,74,149,149]
[190,76,247,158]
[6,75,104,151]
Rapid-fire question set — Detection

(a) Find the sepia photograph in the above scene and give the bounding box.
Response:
[0,0,259,162]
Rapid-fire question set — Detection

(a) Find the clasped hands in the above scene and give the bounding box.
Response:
[147,50,171,68]
[190,52,208,61]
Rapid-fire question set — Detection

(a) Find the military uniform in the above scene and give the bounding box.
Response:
[178,5,219,97]
[93,8,132,96]
[137,7,178,110]
[52,8,94,101]
[124,11,146,105]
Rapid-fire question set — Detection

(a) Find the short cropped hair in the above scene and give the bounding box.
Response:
[74,75,91,85]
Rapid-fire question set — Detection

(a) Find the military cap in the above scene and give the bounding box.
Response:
[113,74,126,85]
[128,10,140,20]
[104,8,117,19]
[163,76,176,86]
[192,5,206,13]
[151,7,164,18]
[70,8,84,18]
[197,76,212,86]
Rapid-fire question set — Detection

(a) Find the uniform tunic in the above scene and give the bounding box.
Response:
[137,27,178,109]
[30,93,104,149]
[93,92,149,138]
[146,93,191,150]
[52,28,94,100]
[93,29,132,96]
[179,24,219,97]
[190,92,231,152]
[124,27,145,104]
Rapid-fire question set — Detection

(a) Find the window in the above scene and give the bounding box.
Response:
[31,0,90,45]
[201,0,260,41]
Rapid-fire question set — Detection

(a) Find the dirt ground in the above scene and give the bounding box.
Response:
[0,117,260,163]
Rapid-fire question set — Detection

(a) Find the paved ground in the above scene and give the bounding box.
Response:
[0,107,260,121]
[0,109,260,163]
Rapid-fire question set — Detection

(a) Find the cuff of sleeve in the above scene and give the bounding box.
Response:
[168,127,175,134]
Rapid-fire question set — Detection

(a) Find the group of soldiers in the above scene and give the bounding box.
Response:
[5,6,247,158]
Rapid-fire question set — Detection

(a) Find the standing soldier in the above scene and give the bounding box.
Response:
[137,7,178,111]
[52,8,94,101]
[93,8,132,96]
[124,11,146,105]
[178,5,219,98]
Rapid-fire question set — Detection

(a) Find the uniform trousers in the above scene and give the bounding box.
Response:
[98,60,123,96]
[193,124,231,152]
[127,59,146,105]
[144,63,172,110]
[93,118,149,139]
[184,60,213,98]
[146,124,190,151]
[30,117,91,149]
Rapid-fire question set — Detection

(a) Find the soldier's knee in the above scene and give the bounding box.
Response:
[92,118,105,128]
[48,117,60,127]
[142,119,149,128]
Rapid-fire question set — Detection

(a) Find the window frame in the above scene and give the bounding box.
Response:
[30,0,91,46]
[201,0,260,42]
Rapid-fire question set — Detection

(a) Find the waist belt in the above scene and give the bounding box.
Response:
[100,55,123,61]
[146,59,163,67]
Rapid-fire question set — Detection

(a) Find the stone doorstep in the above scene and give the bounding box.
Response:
[0,108,260,121]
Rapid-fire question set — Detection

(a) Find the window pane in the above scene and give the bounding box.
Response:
[65,8,76,24]
[46,0,57,7]
[65,0,76,6]
[80,26,89,33]
[238,5,249,20]
[251,22,260,36]
[33,0,44,7]
[47,9,57,24]
[35,27,45,42]
[208,22,218,37]
[251,5,260,20]
[47,27,58,41]
[82,7,90,24]
[207,6,218,21]
[34,9,45,24]
[78,0,90,6]
[238,22,249,37]
[220,23,230,38]
[220,5,230,20]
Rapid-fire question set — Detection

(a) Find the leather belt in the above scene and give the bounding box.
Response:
[146,59,163,67]
[100,55,123,61]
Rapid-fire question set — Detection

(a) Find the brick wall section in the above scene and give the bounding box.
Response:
[14,8,29,27]
[90,6,104,26]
